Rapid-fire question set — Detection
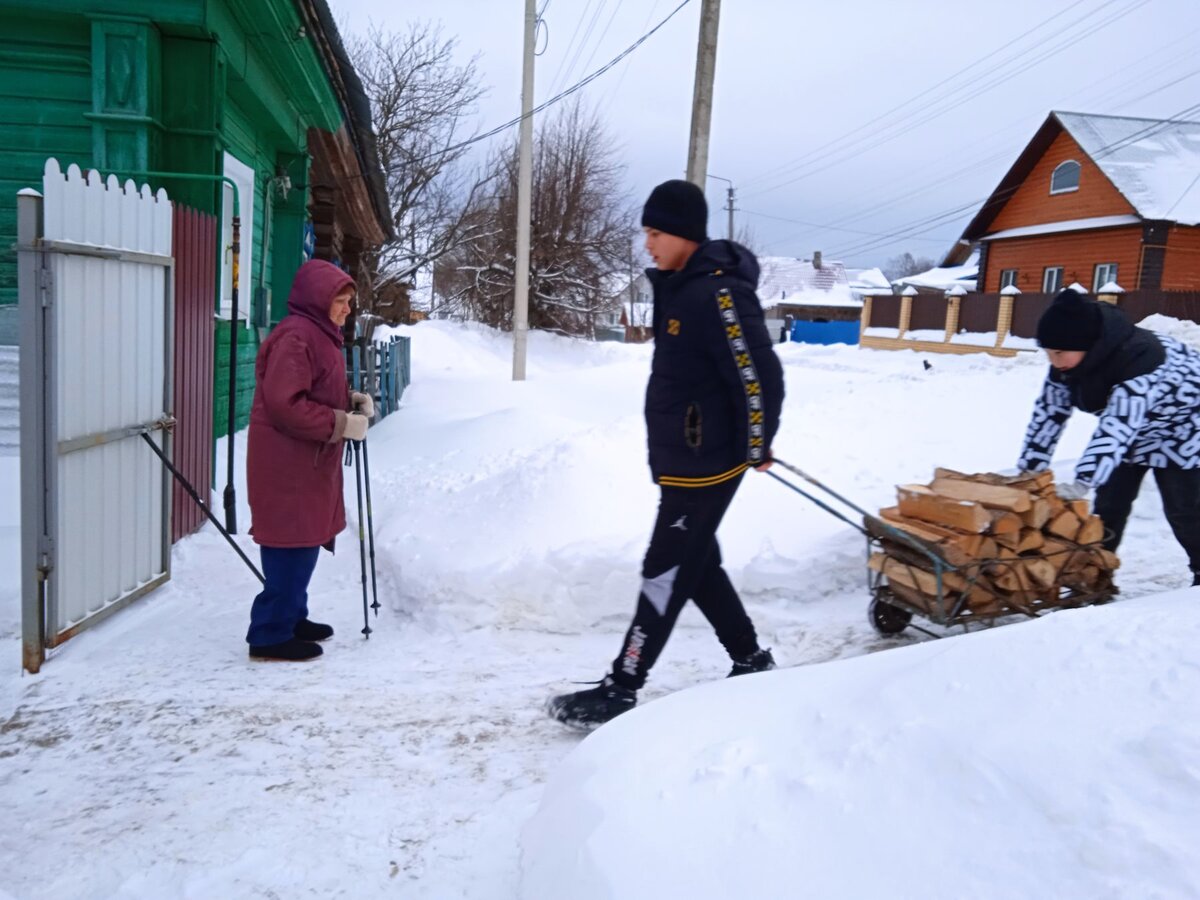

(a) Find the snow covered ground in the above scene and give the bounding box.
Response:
[0,322,1195,899]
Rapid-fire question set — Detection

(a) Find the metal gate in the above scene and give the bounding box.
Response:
[19,160,175,673]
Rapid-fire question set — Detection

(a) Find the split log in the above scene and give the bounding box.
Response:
[897,485,991,534]
[988,510,1024,534]
[1021,498,1052,530]
[1077,515,1105,545]
[1016,529,1045,553]
[930,477,1033,513]
[933,468,1054,493]
[874,508,980,566]
[1047,510,1081,541]
[870,554,993,611]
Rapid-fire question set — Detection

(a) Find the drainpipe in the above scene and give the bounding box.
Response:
[110,170,243,534]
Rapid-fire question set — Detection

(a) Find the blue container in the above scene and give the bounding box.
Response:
[790,319,860,345]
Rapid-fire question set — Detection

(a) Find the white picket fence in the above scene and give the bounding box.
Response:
[20,159,175,672]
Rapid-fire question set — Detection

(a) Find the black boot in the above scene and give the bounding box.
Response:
[1192,570,1199,587]
[728,648,776,678]
[547,676,637,729]
[249,638,323,662]
[294,618,334,641]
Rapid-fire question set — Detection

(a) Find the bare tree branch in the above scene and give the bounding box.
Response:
[436,101,636,339]
[348,23,489,320]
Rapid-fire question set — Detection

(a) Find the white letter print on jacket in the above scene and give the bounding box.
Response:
[1018,335,1200,487]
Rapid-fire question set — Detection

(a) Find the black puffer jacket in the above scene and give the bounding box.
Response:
[644,240,784,486]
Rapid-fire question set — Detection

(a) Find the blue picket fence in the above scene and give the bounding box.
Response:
[346,335,411,421]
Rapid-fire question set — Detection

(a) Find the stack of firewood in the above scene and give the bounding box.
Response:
[866,468,1118,619]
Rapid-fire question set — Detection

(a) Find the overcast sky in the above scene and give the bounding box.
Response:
[329,0,1199,269]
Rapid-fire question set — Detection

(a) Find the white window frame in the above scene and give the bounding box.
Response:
[999,269,1019,289]
[1050,160,1081,195]
[1042,266,1064,293]
[1092,263,1118,292]
[219,151,256,324]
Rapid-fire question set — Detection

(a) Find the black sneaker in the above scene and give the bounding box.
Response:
[249,638,323,662]
[547,676,637,729]
[294,618,334,642]
[728,648,776,678]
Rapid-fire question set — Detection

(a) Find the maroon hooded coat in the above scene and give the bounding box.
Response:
[247,260,356,548]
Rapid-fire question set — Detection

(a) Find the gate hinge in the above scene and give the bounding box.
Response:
[37,534,54,576]
[38,268,53,308]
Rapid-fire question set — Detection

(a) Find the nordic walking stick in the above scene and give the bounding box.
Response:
[351,440,372,638]
[361,436,380,616]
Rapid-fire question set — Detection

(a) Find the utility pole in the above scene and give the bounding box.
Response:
[707,173,735,239]
[512,0,536,381]
[685,0,721,187]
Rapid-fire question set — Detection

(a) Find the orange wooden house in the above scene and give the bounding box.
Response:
[949,111,1200,294]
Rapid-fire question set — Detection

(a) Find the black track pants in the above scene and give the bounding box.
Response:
[1093,463,1200,573]
[609,475,760,690]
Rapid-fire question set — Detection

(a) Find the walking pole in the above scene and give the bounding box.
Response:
[141,431,265,584]
[351,440,372,637]
[361,436,380,616]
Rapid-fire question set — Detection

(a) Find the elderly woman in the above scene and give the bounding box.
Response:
[245,259,372,661]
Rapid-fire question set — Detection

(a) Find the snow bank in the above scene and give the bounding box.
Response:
[1138,314,1200,351]
[521,591,1200,899]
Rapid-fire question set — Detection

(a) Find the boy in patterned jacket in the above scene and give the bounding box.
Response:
[1017,288,1200,587]
[547,180,785,729]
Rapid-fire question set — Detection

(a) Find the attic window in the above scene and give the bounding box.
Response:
[1050,160,1081,195]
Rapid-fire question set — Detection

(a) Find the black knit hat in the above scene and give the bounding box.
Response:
[1036,288,1104,351]
[641,179,708,243]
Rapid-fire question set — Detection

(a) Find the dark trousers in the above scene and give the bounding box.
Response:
[609,475,760,691]
[246,546,321,646]
[1093,464,1200,573]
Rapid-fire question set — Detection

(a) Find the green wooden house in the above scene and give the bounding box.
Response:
[0,0,393,435]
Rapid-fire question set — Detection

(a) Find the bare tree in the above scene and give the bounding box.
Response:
[348,23,489,315]
[435,102,636,338]
[883,251,937,281]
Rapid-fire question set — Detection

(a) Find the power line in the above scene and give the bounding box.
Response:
[547,0,595,96]
[577,0,626,80]
[743,209,952,242]
[403,0,693,168]
[752,29,1200,260]
[800,38,1200,237]
[743,0,1093,192]
[746,0,1149,198]
[551,0,606,96]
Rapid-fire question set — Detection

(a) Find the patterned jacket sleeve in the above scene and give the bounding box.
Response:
[1073,375,1153,487]
[1017,373,1073,472]
[706,285,785,466]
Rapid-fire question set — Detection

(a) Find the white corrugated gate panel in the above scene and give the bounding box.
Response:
[41,160,172,638]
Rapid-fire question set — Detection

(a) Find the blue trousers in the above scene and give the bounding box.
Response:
[246,546,321,646]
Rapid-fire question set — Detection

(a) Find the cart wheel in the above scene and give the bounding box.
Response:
[869,595,912,635]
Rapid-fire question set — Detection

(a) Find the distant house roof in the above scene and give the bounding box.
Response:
[757,256,850,301]
[845,267,891,291]
[894,250,980,292]
[957,111,1200,250]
